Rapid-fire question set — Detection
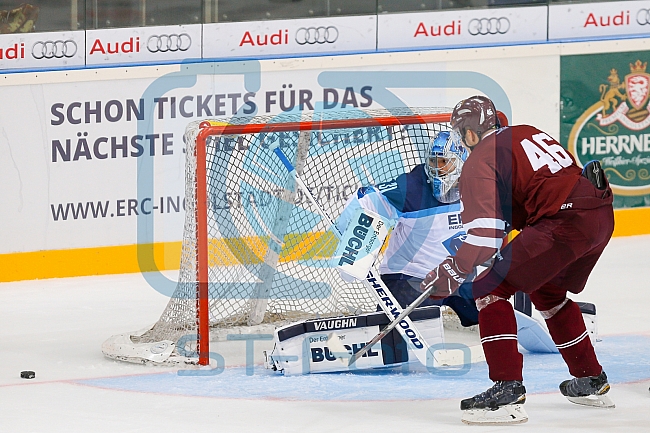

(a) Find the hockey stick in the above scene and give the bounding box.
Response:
[347,282,437,366]
[350,258,498,364]
[270,145,436,367]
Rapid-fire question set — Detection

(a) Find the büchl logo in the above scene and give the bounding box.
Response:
[637,9,650,25]
[32,40,78,59]
[147,33,192,53]
[295,26,338,45]
[468,17,510,36]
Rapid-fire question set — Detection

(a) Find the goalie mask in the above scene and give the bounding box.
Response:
[426,131,468,203]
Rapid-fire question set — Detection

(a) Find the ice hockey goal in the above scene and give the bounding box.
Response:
[102,108,454,365]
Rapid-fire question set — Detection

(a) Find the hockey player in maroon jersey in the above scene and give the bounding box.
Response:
[420,96,615,425]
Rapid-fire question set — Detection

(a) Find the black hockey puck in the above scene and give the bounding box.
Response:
[20,370,35,379]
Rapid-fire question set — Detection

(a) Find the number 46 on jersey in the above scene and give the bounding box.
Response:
[520,133,573,174]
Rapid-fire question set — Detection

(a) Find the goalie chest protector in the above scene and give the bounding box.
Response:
[264,306,443,375]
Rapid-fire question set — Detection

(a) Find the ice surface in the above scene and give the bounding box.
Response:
[1,236,649,432]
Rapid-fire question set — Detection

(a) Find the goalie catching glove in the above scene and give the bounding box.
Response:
[420,257,468,300]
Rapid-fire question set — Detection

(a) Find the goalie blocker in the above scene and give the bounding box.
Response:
[264,306,443,375]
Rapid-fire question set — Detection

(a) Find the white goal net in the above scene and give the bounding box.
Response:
[103,108,452,365]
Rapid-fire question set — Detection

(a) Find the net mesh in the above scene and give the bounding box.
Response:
[135,108,451,346]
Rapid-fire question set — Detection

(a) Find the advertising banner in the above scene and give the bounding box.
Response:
[549,0,650,41]
[561,49,650,208]
[0,65,375,255]
[20,39,650,280]
[85,24,202,65]
[0,50,559,260]
[377,6,547,51]
[0,30,85,70]
[202,15,376,59]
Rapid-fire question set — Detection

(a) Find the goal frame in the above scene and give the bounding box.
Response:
[192,112,456,365]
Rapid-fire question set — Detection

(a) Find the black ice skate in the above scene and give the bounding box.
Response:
[460,380,528,425]
[559,371,615,408]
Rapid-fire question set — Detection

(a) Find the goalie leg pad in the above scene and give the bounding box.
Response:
[514,310,559,353]
[577,302,599,345]
[265,306,444,375]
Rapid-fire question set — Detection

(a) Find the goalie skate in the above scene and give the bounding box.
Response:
[560,371,615,408]
[460,380,528,425]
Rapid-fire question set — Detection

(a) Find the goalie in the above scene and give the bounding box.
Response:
[265,130,477,375]
[336,130,479,326]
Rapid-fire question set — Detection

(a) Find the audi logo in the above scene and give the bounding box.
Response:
[32,40,78,59]
[147,33,192,53]
[295,26,338,45]
[637,9,650,25]
[468,17,511,36]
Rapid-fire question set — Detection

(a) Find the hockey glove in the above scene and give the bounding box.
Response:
[420,257,468,300]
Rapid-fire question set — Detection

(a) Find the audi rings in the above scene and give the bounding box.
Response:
[147,33,192,53]
[637,9,650,25]
[295,26,338,45]
[468,17,510,36]
[32,40,78,59]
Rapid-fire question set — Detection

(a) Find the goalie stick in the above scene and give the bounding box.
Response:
[347,280,437,366]
[349,255,501,364]
[270,145,436,368]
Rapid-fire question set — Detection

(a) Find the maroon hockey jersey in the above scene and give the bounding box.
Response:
[455,125,582,273]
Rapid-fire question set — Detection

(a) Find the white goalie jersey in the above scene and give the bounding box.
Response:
[336,164,466,280]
